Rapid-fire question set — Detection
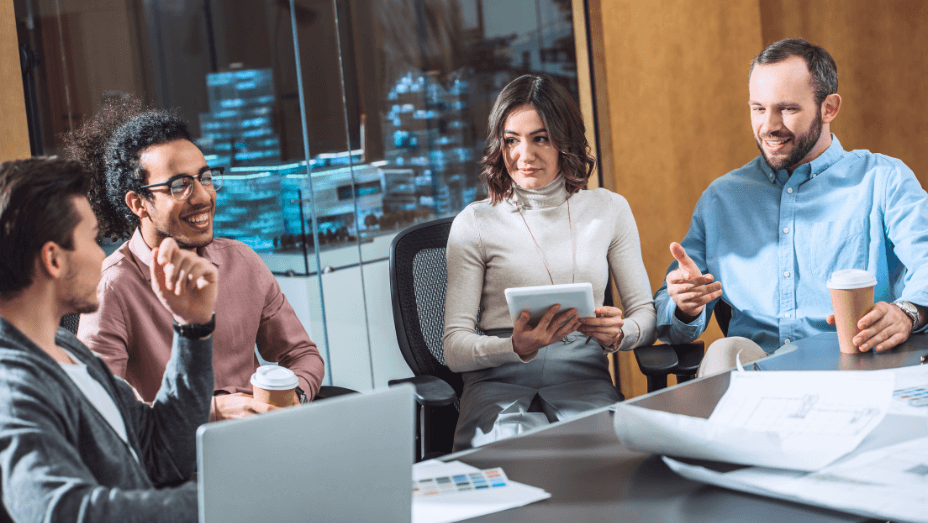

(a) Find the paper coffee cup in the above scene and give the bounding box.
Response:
[827,269,877,354]
[251,365,299,408]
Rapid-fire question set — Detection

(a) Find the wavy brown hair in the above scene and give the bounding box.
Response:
[481,74,595,203]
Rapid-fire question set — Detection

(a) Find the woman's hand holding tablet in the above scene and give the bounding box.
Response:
[578,307,625,351]
[505,283,595,356]
[511,304,581,356]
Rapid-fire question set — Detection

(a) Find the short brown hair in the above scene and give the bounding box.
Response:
[751,38,838,105]
[0,158,88,298]
[481,74,595,203]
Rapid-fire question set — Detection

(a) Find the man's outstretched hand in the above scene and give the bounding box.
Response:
[150,238,218,326]
[665,242,722,322]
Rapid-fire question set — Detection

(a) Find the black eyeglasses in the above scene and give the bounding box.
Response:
[139,167,224,201]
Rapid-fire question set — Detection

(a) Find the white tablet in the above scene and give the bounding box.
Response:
[505,282,596,325]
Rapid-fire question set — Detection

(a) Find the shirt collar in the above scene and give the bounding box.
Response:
[760,134,846,183]
[128,228,221,282]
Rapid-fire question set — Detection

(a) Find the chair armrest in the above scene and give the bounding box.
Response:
[670,341,705,376]
[314,385,358,401]
[633,345,678,376]
[389,376,456,407]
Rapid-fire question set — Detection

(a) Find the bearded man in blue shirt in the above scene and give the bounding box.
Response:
[654,38,928,376]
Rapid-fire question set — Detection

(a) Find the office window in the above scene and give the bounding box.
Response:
[14,0,582,390]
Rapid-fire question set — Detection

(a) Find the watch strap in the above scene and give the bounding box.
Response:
[172,313,216,339]
[893,300,919,331]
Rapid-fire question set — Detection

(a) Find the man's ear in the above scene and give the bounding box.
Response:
[38,241,64,279]
[125,191,149,220]
[821,93,841,124]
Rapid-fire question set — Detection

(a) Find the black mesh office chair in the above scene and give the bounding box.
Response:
[387,217,460,461]
[60,314,355,401]
[387,216,719,457]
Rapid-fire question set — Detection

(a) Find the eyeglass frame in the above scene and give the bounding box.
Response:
[138,166,224,201]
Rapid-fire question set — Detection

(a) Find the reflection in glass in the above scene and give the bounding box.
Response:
[13,0,583,390]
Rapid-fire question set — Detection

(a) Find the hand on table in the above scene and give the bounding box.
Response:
[150,238,218,325]
[578,306,625,349]
[211,393,280,421]
[666,242,722,322]
[512,304,579,357]
[826,301,911,352]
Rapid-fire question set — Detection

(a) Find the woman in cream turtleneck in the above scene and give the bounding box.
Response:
[443,74,657,450]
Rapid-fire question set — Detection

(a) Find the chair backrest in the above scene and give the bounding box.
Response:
[60,313,80,334]
[713,300,732,337]
[389,217,464,399]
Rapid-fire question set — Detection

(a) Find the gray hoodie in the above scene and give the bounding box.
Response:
[0,316,213,522]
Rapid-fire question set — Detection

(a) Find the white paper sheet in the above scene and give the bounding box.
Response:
[614,370,893,470]
[411,461,550,523]
[665,435,928,523]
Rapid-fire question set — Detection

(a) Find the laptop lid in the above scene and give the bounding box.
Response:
[197,385,414,523]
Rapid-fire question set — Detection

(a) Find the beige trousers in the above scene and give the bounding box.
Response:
[695,337,771,378]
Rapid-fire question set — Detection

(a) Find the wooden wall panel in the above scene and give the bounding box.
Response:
[590,0,762,398]
[759,0,928,188]
[0,0,29,161]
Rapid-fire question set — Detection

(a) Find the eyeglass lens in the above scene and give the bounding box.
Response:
[169,170,223,200]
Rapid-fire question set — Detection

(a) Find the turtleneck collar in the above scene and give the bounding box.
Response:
[511,174,569,210]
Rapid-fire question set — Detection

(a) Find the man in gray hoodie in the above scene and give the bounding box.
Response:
[0,157,218,522]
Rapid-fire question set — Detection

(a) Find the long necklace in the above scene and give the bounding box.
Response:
[516,197,575,285]
[517,196,577,344]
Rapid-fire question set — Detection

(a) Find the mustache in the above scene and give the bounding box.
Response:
[180,207,213,219]
[759,131,794,140]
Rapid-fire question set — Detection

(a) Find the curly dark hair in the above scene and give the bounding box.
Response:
[481,74,595,204]
[63,99,192,240]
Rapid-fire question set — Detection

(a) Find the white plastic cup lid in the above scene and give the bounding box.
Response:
[826,269,877,290]
[250,365,298,390]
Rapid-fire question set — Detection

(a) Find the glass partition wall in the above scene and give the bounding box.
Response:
[14,0,582,391]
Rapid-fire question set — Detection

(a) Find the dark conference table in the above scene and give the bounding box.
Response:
[447,333,928,522]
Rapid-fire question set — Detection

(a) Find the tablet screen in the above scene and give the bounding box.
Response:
[504,282,596,325]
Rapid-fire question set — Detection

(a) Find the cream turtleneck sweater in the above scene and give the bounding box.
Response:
[443,176,657,372]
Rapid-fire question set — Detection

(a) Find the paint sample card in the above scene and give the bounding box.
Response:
[894,385,928,408]
[413,467,509,497]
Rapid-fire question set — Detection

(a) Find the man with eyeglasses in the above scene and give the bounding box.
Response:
[67,101,324,419]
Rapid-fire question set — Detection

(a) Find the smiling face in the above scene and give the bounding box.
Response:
[749,56,833,173]
[502,104,561,190]
[60,196,106,314]
[131,139,216,250]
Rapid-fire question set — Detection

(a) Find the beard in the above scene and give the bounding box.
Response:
[756,113,823,172]
[147,209,215,250]
[64,295,99,315]
[154,227,213,250]
[62,265,99,314]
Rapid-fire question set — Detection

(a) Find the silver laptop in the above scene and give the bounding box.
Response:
[197,385,414,523]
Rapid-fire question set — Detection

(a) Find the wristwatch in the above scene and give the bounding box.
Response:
[172,314,216,339]
[893,300,919,332]
[295,387,308,404]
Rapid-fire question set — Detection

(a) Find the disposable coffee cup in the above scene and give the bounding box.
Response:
[827,269,877,354]
[251,365,299,408]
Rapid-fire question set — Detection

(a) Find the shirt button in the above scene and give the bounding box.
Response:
[785,339,791,344]
[784,271,791,277]
[785,312,791,318]
[787,188,793,194]
[783,227,790,234]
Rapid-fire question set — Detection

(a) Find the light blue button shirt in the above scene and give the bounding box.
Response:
[655,136,928,352]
